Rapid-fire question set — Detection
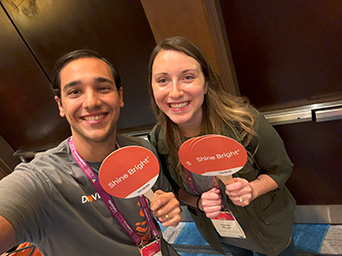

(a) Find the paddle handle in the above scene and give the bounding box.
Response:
[218,175,235,185]
[143,189,156,202]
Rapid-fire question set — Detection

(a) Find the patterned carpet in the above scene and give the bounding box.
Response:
[160,222,342,256]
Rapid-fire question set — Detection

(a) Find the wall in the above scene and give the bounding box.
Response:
[0,0,157,158]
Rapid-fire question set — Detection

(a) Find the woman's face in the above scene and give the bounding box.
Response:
[151,50,207,136]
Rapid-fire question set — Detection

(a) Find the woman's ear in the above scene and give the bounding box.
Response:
[204,81,209,94]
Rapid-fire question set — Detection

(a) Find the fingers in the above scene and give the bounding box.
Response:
[203,201,222,219]
[225,178,253,207]
[150,190,181,227]
[200,188,222,218]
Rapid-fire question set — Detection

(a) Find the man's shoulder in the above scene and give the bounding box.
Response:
[34,138,70,160]
[15,138,73,173]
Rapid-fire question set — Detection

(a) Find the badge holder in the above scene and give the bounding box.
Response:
[211,210,246,239]
[138,237,162,256]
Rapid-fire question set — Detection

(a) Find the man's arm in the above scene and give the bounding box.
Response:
[0,215,17,253]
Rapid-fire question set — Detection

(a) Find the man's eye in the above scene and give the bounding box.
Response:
[68,89,80,95]
[98,85,113,92]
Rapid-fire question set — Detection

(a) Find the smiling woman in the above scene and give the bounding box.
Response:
[151,49,208,138]
[147,36,297,256]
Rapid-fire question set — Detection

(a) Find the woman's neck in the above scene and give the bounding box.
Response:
[178,124,201,138]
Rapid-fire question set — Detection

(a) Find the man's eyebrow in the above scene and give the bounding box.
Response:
[62,77,114,92]
[63,80,81,92]
[94,77,115,84]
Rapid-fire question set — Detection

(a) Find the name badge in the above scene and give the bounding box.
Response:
[211,211,246,239]
[139,239,162,256]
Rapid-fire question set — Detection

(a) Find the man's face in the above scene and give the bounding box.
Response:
[55,57,124,146]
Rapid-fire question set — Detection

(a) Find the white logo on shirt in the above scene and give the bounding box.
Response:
[82,192,101,204]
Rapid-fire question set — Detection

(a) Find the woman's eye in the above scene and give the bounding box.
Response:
[184,75,194,80]
[158,78,167,83]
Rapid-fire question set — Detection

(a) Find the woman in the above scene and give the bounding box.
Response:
[147,36,297,256]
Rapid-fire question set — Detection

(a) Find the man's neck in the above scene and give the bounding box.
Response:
[72,135,117,162]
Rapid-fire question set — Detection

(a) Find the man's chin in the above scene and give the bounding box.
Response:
[77,132,116,144]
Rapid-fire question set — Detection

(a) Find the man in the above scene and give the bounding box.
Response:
[0,49,181,255]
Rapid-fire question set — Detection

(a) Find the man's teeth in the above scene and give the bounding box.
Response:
[170,102,189,108]
[84,114,105,121]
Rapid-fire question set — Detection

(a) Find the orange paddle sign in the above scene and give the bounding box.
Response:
[178,137,196,169]
[178,135,248,184]
[99,146,159,201]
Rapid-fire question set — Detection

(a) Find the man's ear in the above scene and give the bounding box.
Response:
[54,96,65,117]
[118,87,124,108]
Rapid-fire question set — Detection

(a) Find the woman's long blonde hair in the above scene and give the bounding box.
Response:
[147,36,258,178]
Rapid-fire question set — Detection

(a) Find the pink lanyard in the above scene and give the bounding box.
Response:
[185,168,217,195]
[185,168,228,209]
[68,137,159,245]
[185,168,201,195]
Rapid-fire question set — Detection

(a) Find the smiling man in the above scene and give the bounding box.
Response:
[0,49,181,256]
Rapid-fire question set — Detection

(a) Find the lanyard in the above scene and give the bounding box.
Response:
[68,137,159,245]
[184,167,229,210]
[185,168,218,195]
[185,168,201,195]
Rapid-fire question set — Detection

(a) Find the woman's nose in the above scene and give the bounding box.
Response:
[169,81,183,98]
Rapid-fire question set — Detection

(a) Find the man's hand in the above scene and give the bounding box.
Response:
[150,190,181,227]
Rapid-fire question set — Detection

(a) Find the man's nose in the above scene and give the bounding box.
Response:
[84,89,101,109]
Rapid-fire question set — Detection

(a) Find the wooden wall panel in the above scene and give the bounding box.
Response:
[1,0,157,157]
[219,0,342,110]
[0,136,20,179]
[218,1,342,207]
[275,120,342,205]
[0,4,70,153]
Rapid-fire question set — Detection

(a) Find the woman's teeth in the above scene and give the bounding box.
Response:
[169,102,189,108]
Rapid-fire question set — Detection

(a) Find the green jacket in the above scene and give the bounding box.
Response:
[150,109,296,256]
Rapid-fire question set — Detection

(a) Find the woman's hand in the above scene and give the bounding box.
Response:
[199,188,222,218]
[225,177,253,207]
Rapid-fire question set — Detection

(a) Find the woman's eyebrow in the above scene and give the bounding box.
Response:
[154,69,198,76]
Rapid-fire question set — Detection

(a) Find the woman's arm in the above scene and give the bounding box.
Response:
[178,188,223,218]
[177,188,199,208]
[226,110,292,207]
[225,175,278,207]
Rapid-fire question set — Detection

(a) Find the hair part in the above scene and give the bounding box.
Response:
[51,49,122,99]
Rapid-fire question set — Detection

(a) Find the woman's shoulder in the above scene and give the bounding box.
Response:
[246,104,260,117]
